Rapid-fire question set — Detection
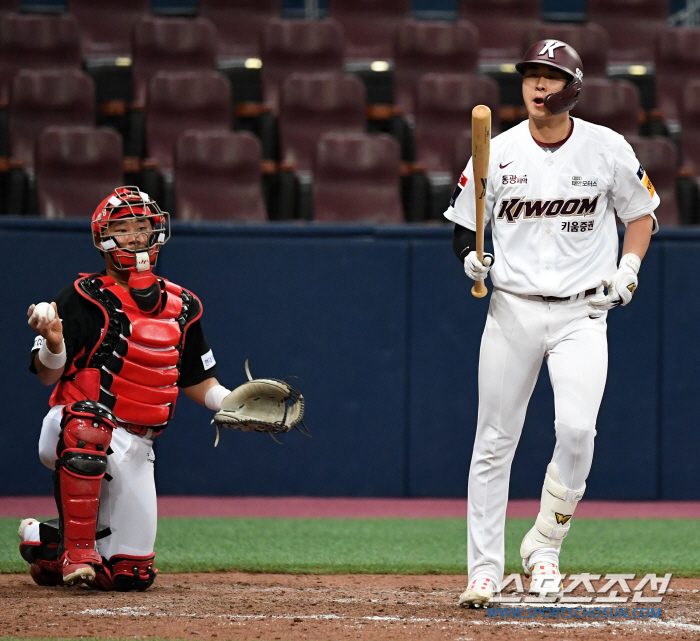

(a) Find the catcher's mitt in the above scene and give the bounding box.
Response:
[212,360,308,446]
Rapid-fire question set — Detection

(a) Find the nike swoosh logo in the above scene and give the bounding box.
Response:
[500,161,513,169]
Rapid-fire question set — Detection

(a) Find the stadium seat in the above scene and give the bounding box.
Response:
[9,69,96,174]
[327,0,410,61]
[199,0,280,60]
[35,126,123,219]
[680,80,700,176]
[278,72,366,173]
[314,132,403,222]
[0,13,82,105]
[458,0,540,62]
[175,129,266,222]
[394,19,479,116]
[261,18,345,112]
[626,134,679,226]
[523,22,609,78]
[655,27,700,126]
[132,16,218,106]
[414,73,500,174]
[145,71,232,175]
[587,0,669,64]
[570,78,641,137]
[70,0,149,59]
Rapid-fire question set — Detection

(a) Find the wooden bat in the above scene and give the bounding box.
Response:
[471,105,491,299]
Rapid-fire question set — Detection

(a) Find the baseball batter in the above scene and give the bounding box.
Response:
[444,41,659,606]
[20,187,235,590]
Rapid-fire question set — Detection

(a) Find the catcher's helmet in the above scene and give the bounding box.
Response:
[516,39,583,115]
[91,186,170,270]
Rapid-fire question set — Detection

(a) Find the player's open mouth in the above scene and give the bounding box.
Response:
[534,97,545,105]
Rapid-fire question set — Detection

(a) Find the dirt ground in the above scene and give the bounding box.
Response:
[2,572,700,641]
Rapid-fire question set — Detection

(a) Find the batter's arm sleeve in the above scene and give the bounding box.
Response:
[453,224,477,261]
[179,320,219,388]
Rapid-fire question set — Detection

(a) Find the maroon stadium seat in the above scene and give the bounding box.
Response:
[394,19,479,116]
[261,18,345,112]
[680,80,700,177]
[587,0,668,64]
[9,69,96,174]
[314,132,402,222]
[453,129,473,179]
[655,27,700,126]
[199,0,280,60]
[175,129,266,222]
[414,73,500,174]
[278,72,366,173]
[71,0,149,59]
[0,13,82,105]
[570,78,641,137]
[459,0,540,62]
[132,16,218,106]
[327,0,410,60]
[626,134,678,226]
[145,71,232,175]
[523,22,609,78]
[35,126,123,219]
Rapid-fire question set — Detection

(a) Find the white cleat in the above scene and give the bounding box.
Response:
[524,560,564,600]
[18,518,40,543]
[458,577,499,608]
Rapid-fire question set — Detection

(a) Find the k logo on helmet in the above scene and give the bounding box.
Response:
[538,40,566,58]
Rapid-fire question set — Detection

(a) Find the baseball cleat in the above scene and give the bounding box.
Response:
[18,518,40,543]
[525,560,564,600]
[458,577,499,608]
[62,561,96,586]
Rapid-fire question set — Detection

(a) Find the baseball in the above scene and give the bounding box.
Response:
[33,302,55,323]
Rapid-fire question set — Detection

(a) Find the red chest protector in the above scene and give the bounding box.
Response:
[50,274,203,428]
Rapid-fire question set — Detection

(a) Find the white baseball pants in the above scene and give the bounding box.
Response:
[467,288,608,583]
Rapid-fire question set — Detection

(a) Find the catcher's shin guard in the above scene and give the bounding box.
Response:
[520,463,585,567]
[54,401,116,585]
[93,554,158,592]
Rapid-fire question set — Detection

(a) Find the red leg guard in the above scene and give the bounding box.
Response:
[93,554,158,592]
[19,542,63,587]
[55,401,116,586]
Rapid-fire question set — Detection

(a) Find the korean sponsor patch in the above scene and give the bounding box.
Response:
[450,172,468,207]
[201,349,216,370]
[637,163,656,198]
[571,175,598,187]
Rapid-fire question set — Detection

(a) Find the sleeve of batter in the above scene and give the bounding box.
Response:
[179,320,218,388]
[443,156,497,230]
[612,137,661,233]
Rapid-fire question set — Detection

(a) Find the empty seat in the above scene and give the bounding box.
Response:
[36,126,123,219]
[132,16,218,106]
[199,0,280,60]
[414,73,500,174]
[459,0,540,62]
[327,0,410,61]
[523,22,609,78]
[279,72,366,173]
[9,69,96,174]
[680,80,700,176]
[145,71,232,176]
[655,27,700,125]
[71,0,148,59]
[394,19,479,116]
[175,129,266,222]
[587,0,668,64]
[261,18,345,111]
[314,132,403,222]
[0,13,82,104]
[571,78,641,137]
[453,129,473,179]
[626,134,678,226]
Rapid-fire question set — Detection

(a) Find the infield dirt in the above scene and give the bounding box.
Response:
[2,573,700,640]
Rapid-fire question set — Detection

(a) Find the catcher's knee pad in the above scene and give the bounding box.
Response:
[520,463,585,562]
[94,554,158,592]
[55,401,116,566]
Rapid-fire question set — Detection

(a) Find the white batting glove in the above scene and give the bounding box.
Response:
[464,251,495,281]
[588,254,641,312]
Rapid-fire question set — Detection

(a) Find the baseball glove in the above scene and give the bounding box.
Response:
[212,360,308,446]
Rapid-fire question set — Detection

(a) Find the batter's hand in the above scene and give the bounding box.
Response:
[588,254,641,312]
[27,302,64,350]
[464,251,495,281]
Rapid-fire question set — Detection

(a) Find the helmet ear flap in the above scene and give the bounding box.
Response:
[543,76,582,115]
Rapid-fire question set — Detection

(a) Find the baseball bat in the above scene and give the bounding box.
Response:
[471,105,491,299]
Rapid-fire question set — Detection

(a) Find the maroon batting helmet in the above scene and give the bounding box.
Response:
[516,39,584,115]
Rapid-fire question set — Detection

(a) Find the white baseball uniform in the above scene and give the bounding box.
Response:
[444,117,659,584]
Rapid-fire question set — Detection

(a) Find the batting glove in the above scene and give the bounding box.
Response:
[588,253,641,312]
[464,251,495,281]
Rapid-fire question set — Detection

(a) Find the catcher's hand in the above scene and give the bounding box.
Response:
[212,360,308,446]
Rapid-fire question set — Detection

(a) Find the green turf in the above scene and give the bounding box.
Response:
[2,517,698,576]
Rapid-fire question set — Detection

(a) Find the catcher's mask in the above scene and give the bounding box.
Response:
[516,39,584,115]
[91,186,170,273]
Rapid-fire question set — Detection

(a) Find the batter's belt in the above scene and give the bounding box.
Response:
[495,286,602,303]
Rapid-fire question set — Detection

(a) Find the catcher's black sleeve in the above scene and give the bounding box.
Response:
[453,223,477,262]
[179,319,218,388]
